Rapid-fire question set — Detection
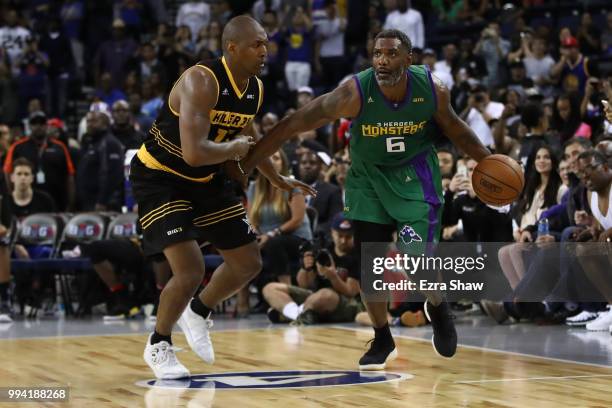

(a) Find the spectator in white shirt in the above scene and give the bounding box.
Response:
[175,1,211,41]
[383,0,424,49]
[434,43,457,76]
[460,84,504,147]
[423,48,454,90]
[0,9,31,76]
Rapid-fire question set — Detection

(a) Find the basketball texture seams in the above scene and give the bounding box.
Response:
[471,155,524,206]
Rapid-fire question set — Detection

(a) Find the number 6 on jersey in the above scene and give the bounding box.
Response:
[386,136,406,153]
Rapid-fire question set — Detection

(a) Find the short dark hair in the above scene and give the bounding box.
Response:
[374,29,412,53]
[521,103,544,129]
[12,157,34,173]
[578,149,607,167]
[563,136,592,152]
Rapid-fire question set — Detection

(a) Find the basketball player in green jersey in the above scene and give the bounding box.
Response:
[235,29,491,369]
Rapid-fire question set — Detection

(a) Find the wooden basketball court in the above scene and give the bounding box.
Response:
[2,324,611,407]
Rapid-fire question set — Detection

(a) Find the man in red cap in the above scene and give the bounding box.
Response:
[551,36,597,95]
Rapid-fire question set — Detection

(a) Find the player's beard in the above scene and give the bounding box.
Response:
[375,66,405,87]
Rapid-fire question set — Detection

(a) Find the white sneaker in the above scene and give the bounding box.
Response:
[143,334,190,379]
[585,308,612,331]
[565,310,599,326]
[177,304,215,364]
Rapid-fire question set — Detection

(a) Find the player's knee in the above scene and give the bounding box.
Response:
[262,282,285,301]
[309,288,338,312]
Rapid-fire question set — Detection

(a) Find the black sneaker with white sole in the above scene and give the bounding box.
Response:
[358,336,398,370]
[424,299,457,358]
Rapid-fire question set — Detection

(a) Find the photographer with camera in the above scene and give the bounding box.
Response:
[262,213,362,324]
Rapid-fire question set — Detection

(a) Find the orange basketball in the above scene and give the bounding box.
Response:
[471,154,524,206]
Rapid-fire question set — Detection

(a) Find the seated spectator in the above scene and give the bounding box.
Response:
[498,146,565,290]
[263,213,361,324]
[573,150,612,331]
[515,102,560,169]
[138,42,166,83]
[576,12,601,57]
[128,92,154,132]
[95,71,127,107]
[79,236,145,320]
[298,147,342,237]
[9,157,56,220]
[551,93,584,145]
[247,149,312,288]
[435,43,458,77]
[3,111,75,211]
[423,48,453,90]
[93,18,138,88]
[444,158,513,242]
[0,125,11,168]
[460,84,500,147]
[140,78,164,120]
[195,21,222,58]
[173,25,197,62]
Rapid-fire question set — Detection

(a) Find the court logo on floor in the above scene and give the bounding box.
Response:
[136,370,412,390]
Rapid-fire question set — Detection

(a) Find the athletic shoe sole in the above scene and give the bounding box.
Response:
[424,300,457,358]
[358,348,398,371]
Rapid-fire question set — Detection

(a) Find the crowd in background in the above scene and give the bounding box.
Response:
[0,0,611,331]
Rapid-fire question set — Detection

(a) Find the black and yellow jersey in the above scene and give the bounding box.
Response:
[135,56,263,182]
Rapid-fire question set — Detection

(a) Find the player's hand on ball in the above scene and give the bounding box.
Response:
[229,135,256,159]
[271,175,317,197]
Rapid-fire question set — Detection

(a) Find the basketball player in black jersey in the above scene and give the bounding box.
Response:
[132,15,315,379]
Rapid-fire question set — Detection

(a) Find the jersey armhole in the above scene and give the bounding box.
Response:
[425,66,438,111]
[352,75,364,120]
[168,65,220,116]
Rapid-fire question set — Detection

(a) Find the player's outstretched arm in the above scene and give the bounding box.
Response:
[431,75,491,162]
[178,67,254,167]
[241,79,360,173]
[239,121,316,196]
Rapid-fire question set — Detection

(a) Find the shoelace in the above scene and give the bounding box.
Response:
[151,343,183,365]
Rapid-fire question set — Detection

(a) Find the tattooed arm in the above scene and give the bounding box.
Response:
[432,74,491,162]
[241,79,361,173]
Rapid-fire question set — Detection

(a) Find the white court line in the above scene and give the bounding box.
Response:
[330,325,612,370]
[454,374,612,384]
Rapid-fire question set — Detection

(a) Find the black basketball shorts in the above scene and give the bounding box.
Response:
[130,157,256,257]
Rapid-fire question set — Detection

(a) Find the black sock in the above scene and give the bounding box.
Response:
[0,282,9,303]
[190,297,212,319]
[374,324,393,343]
[151,330,172,345]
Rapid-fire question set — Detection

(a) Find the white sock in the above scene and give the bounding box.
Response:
[297,304,304,315]
[282,302,300,320]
